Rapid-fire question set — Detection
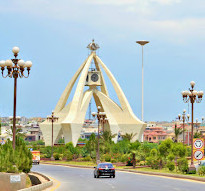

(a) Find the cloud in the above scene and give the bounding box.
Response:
[85,0,181,6]
[0,0,204,44]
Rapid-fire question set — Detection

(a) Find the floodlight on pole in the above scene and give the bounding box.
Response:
[136,40,149,122]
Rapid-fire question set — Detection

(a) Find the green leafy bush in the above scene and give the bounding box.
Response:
[82,156,92,161]
[120,154,129,163]
[177,158,188,173]
[187,170,196,174]
[146,156,162,169]
[139,161,145,166]
[167,161,175,171]
[53,153,61,160]
[198,166,205,176]
[111,159,117,163]
[65,151,73,161]
[167,154,175,161]
[104,154,111,162]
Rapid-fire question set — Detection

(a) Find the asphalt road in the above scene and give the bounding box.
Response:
[32,164,205,191]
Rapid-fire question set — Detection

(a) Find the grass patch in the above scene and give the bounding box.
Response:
[41,160,96,166]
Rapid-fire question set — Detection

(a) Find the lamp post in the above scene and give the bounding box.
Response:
[100,116,108,133]
[92,106,106,164]
[178,109,190,145]
[136,40,149,122]
[181,81,203,170]
[0,47,32,149]
[47,111,59,161]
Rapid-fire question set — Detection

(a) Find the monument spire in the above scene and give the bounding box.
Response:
[87,39,100,52]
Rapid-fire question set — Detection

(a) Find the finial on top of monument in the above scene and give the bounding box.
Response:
[87,39,100,52]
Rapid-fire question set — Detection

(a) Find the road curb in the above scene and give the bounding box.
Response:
[41,162,205,183]
[18,171,53,191]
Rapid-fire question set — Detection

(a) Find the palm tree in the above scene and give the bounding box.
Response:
[129,141,140,169]
[174,124,184,143]
[121,133,137,142]
[100,130,117,143]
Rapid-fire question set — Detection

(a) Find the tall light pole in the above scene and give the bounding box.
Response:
[178,109,190,145]
[92,106,106,164]
[47,111,59,161]
[181,81,203,170]
[136,40,149,122]
[0,47,32,149]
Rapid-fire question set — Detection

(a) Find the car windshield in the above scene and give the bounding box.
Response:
[98,164,113,168]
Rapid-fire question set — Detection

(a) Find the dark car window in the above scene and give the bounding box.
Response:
[98,164,113,168]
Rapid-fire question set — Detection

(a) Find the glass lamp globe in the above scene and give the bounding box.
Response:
[192,90,198,96]
[18,60,25,67]
[25,61,32,68]
[0,60,5,67]
[5,60,13,67]
[12,47,20,54]
[190,81,195,88]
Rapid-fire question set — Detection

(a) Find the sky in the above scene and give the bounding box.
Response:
[0,0,204,122]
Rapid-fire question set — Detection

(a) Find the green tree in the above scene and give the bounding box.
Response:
[174,124,184,143]
[85,133,96,157]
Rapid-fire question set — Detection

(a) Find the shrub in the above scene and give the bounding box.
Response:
[53,153,62,160]
[198,166,205,176]
[167,154,175,161]
[126,157,133,166]
[65,142,75,154]
[90,151,96,159]
[40,154,46,158]
[177,158,188,173]
[111,159,117,163]
[82,156,92,161]
[139,161,145,166]
[65,151,73,161]
[146,157,160,169]
[120,154,129,163]
[167,161,175,171]
[0,138,32,173]
[104,154,111,162]
[187,170,196,174]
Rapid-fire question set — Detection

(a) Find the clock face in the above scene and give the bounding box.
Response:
[91,73,99,82]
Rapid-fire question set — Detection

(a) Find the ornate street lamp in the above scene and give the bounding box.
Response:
[100,116,108,133]
[178,109,190,145]
[92,106,106,164]
[181,81,203,170]
[47,111,59,161]
[136,40,149,122]
[0,47,32,149]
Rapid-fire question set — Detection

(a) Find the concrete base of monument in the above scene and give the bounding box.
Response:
[0,172,26,191]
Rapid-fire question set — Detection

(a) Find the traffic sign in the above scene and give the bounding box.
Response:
[193,139,204,150]
[194,150,204,161]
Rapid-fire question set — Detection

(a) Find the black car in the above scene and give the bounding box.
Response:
[94,163,115,178]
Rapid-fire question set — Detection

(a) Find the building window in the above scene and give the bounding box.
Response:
[153,137,156,140]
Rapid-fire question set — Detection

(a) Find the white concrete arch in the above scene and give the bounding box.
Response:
[40,49,146,146]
